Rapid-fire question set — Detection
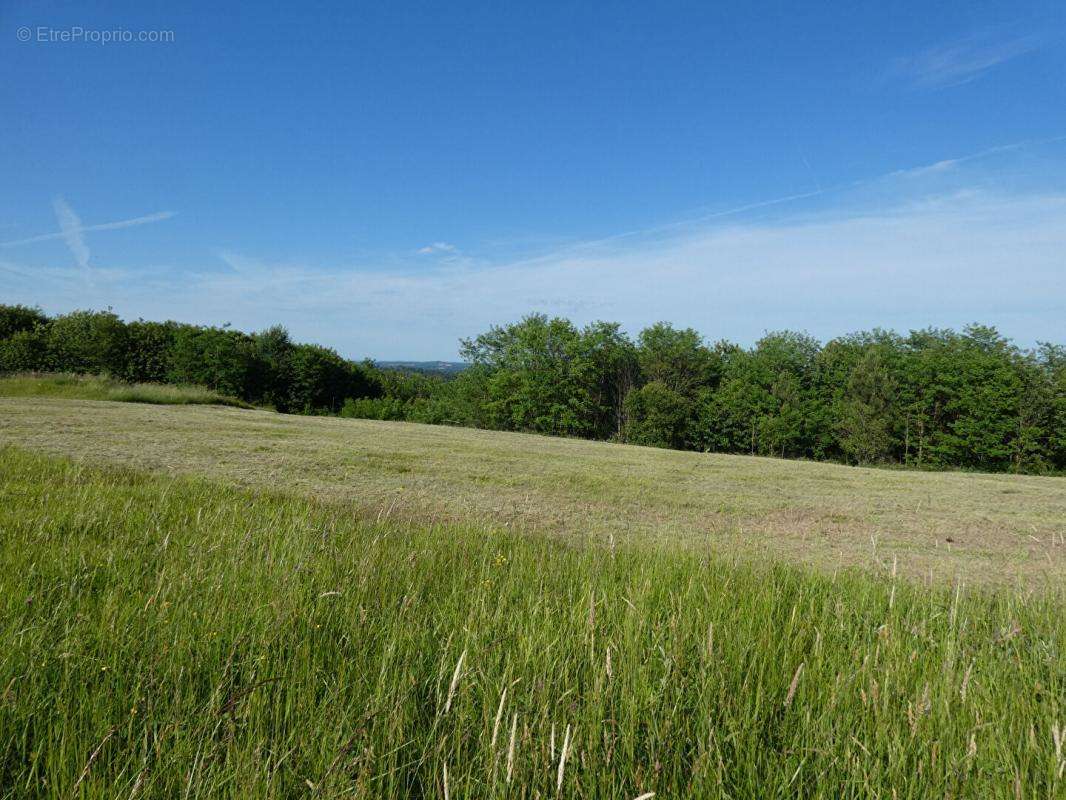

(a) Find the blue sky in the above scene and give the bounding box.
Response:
[2,1,1064,359]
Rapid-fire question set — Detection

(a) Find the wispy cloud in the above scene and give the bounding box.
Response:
[417,241,459,255]
[890,33,1044,90]
[2,144,1064,358]
[890,137,1054,179]
[510,138,1065,260]
[6,189,1063,358]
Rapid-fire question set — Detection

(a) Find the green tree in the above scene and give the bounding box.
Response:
[252,325,297,410]
[836,348,898,465]
[623,381,692,448]
[0,304,49,341]
[636,322,719,397]
[574,321,638,440]
[699,332,824,458]
[898,326,1040,472]
[437,365,496,429]
[460,314,595,436]
[696,369,771,454]
[760,369,806,458]
[816,330,904,462]
[0,329,48,372]
[340,396,409,421]
[123,320,179,383]
[289,344,371,413]
[1034,343,1066,471]
[167,326,262,399]
[46,310,129,375]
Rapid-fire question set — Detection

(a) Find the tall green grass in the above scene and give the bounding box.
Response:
[0,447,1062,798]
[0,373,250,407]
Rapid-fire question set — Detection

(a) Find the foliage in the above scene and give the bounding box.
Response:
[288,343,372,413]
[835,347,898,464]
[45,309,129,375]
[0,304,48,341]
[623,381,692,448]
[122,319,179,384]
[454,320,1063,473]
[167,325,263,400]
[2,303,1063,473]
[340,395,410,421]
[0,329,48,372]
[462,315,594,436]
[251,325,297,411]
[636,321,719,396]
[0,306,381,415]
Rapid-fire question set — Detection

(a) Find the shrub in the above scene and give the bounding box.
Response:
[123,319,179,384]
[0,329,48,372]
[623,381,692,448]
[46,309,129,374]
[167,326,263,400]
[0,304,49,341]
[340,396,410,421]
[290,344,374,413]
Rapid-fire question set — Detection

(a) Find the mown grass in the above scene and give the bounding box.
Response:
[2,398,1063,588]
[0,447,1062,798]
[0,373,250,408]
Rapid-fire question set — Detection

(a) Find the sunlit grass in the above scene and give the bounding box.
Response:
[2,398,1063,588]
[0,447,1062,798]
[0,373,250,407]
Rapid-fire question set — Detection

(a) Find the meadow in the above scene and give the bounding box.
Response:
[1,397,1063,588]
[0,398,1064,798]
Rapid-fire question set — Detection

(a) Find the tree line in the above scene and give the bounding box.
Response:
[0,305,375,413]
[2,305,1063,474]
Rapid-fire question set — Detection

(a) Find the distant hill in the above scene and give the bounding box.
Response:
[375,360,469,376]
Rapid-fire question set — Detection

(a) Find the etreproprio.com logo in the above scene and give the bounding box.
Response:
[17,26,175,44]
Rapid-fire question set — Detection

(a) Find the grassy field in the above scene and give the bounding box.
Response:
[0,373,250,408]
[0,446,1063,798]
[0,398,1063,587]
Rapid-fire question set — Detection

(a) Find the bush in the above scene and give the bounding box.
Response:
[167,326,263,400]
[290,344,375,413]
[46,310,128,375]
[252,325,297,411]
[0,329,48,372]
[0,304,49,341]
[623,381,692,448]
[405,396,459,425]
[340,396,410,421]
[123,320,179,384]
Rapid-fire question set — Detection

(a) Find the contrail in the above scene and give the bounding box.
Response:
[470,133,1066,278]
[52,197,90,272]
[1,209,176,248]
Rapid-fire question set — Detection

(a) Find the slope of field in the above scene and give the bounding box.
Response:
[1,397,1063,587]
[1,447,1063,798]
